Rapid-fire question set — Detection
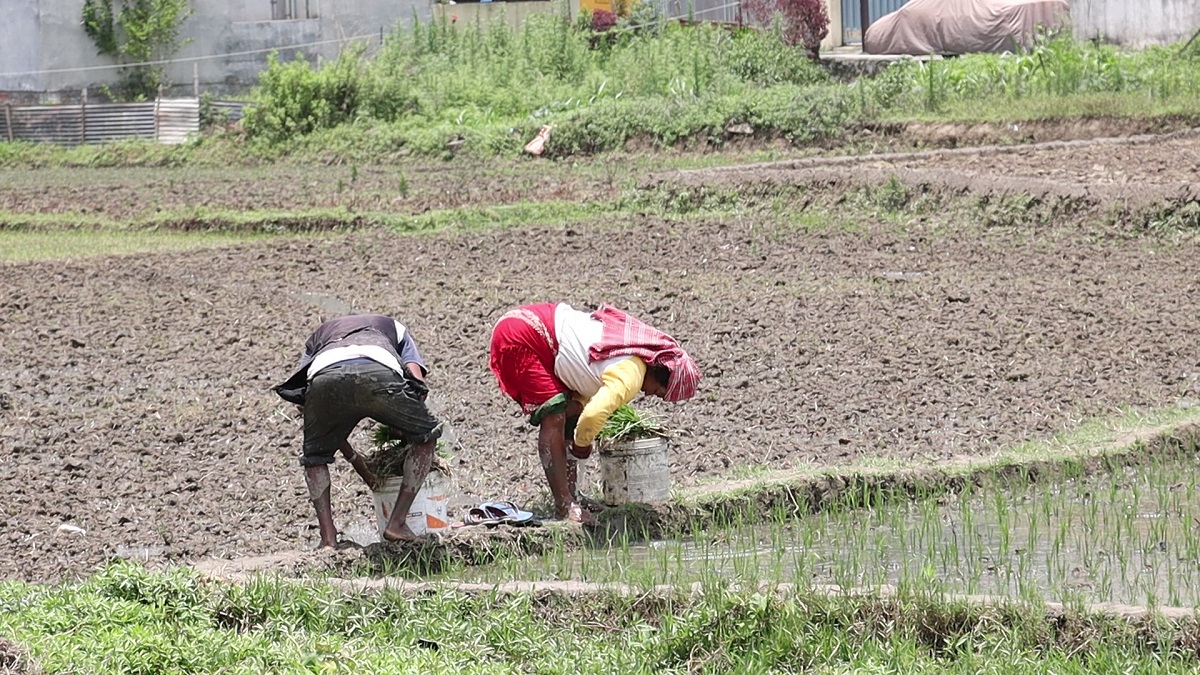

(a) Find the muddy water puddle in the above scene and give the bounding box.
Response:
[455,460,1200,607]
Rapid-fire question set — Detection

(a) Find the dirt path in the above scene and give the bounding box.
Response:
[2,133,1199,583]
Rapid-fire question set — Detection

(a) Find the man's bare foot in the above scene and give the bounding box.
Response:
[382,525,423,543]
[316,538,337,550]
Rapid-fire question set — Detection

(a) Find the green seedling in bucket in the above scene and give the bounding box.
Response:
[595,405,673,504]
[368,425,454,537]
[368,425,453,480]
[595,404,670,444]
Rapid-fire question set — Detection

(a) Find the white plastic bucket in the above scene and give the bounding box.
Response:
[600,436,671,504]
[371,471,450,537]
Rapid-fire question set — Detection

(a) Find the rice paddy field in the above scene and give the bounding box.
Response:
[3,20,1200,675]
[467,453,1200,609]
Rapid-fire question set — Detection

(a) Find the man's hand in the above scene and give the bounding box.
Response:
[568,442,593,460]
[341,442,380,490]
[406,362,425,382]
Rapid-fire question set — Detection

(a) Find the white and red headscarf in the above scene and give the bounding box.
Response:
[588,304,701,402]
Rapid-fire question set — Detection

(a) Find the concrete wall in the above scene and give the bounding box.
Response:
[0,0,432,96]
[1070,0,1200,47]
[432,2,563,32]
[824,0,842,49]
[0,2,43,95]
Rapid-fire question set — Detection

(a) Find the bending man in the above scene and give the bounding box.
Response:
[275,314,441,547]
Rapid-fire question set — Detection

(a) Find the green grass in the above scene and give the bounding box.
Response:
[0,230,273,263]
[900,91,1200,123]
[0,199,614,262]
[991,405,1200,465]
[2,562,1199,674]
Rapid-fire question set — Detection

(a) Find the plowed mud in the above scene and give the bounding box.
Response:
[2,132,1199,582]
[661,130,1200,203]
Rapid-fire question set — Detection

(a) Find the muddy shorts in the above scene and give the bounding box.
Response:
[301,358,442,466]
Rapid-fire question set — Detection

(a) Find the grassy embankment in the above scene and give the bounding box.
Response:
[8,14,1197,164]
[2,558,1200,674]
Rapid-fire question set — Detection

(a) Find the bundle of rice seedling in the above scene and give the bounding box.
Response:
[367,425,453,479]
[595,404,669,443]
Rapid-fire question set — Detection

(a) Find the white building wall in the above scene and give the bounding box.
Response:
[1070,0,1200,47]
[0,0,432,95]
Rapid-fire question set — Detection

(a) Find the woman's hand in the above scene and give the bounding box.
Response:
[566,502,597,526]
[568,442,592,460]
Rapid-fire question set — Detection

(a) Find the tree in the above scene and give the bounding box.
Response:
[82,0,193,100]
[741,0,829,60]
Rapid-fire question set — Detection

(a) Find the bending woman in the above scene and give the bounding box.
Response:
[488,302,701,524]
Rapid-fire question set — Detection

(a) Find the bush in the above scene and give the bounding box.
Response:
[243,47,366,144]
[723,26,828,86]
[591,9,617,32]
[739,0,829,59]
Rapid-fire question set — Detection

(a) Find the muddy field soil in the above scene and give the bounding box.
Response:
[0,162,620,222]
[667,131,1200,189]
[3,136,1200,583]
[3,121,1191,225]
[881,132,1200,186]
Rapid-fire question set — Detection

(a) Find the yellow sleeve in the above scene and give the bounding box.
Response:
[574,357,647,447]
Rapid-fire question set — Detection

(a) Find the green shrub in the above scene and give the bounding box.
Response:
[243,47,366,144]
[243,16,831,155]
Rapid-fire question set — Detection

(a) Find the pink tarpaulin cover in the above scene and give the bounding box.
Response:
[864,0,1070,55]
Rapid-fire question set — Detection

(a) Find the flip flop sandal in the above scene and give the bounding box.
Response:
[462,507,501,528]
[480,501,535,525]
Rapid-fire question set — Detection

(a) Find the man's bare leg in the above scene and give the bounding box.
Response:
[381,439,435,542]
[304,464,338,549]
[339,441,379,490]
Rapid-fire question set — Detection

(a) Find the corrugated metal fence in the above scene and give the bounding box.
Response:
[1,97,246,146]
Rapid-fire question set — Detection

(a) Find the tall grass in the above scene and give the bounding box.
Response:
[242,17,1200,159]
[4,27,1197,166]
[863,35,1200,118]
[243,9,832,156]
[4,26,1197,166]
